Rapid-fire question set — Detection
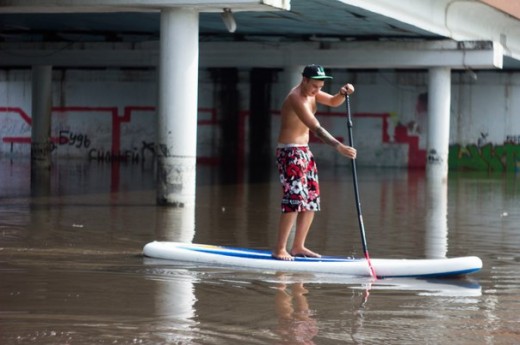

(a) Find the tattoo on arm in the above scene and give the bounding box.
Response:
[314,126,340,148]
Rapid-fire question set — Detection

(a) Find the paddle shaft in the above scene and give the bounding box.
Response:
[345,95,377,278]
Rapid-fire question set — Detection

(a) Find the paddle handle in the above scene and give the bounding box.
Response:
[346,95,377,278]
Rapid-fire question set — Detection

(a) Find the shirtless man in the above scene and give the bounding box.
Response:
[273,64,357,261]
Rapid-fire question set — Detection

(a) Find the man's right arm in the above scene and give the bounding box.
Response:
[314,126,341,148]
[314,126,357,159]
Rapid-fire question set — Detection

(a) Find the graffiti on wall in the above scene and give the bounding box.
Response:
[89,146,140,163]
[1,106,217,163]
[1,102,426,168]
[5,103,519,171]
[58,130,91,149]
[449,142,520,172]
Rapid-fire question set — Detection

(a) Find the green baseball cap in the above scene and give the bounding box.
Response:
[302,64,333,80]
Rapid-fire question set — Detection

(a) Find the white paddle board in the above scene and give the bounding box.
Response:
[142,241,482,278]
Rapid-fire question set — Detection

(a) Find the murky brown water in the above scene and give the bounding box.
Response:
[1,159,519,344]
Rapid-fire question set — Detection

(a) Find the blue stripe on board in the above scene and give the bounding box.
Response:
[179,245,360,262]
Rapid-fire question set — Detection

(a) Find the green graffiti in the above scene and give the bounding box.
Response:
[449,143,520,172]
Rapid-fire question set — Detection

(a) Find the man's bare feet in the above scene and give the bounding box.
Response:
[272,249,294,261]
[289,247,321,258]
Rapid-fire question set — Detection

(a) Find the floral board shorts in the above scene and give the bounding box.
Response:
[276,144,320,213]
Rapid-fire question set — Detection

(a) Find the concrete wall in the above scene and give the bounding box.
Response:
[1,68,519,171]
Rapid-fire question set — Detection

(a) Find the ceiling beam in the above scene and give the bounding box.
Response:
[201,41,503,69]
[0,40,503,69]
[0,0,290,13]
[344,0,520,62]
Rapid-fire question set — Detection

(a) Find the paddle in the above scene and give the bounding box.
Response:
[345,95,377,279]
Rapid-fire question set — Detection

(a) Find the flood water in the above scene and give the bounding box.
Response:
[1,158,519,344]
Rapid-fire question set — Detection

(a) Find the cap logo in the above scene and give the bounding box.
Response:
[302,64,333,80]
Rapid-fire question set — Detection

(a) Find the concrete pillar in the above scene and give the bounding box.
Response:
[210,68,240,183]
[284,65,304,94]
[249,68,276,182]
[425,67,450,258]
[426,67,451,180]
[157,8,199,206]
[278,65,303,246]
[425,177,448,258]
[31,65,53,170]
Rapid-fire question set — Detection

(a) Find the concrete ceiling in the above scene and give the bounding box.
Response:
[0,1,439,41]
[0,0,519,69]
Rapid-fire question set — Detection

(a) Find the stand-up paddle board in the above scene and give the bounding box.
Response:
[143,241,482,278]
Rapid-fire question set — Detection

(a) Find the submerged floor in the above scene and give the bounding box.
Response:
[0,159,519,344]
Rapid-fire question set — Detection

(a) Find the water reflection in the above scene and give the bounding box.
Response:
[269,273,481,344]
[142,259,483,345]
[30,167,51,197]
[2,159,520,344]
[152,205,198,343]
[274,280,318,344]
[154,278,198,344]
[155,205,196,242]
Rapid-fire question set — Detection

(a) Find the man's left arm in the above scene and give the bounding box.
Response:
[316,83,355,107]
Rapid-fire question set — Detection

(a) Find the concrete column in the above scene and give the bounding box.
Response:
[284,65,304,94]
[210,68,240,183]
[425,67,450,258]
[157,8,199,206]
[426,67,451,180]
[425,177,448,258]
[278,65,303,246]
[249,68,276,182]
[31,65,53,170]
